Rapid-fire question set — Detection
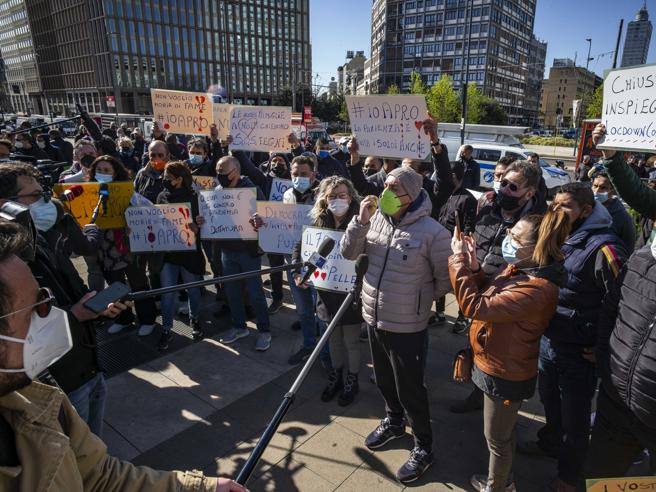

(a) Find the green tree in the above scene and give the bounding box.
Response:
[409,71,428,95]
[386,83,400,94]
[585,83,603,119]
[426,75,460,123]
[338,93,350,124]
[465,83,486,123]
[478,99,508,125]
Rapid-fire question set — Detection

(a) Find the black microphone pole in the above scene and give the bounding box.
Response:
[235,254,369,486]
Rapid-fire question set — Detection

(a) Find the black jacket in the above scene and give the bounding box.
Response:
[51,137,74,164]
[233,151,290,199]
[134,166,164,204]
[187,159,216,178]
[436,187,478,235]
[330,148,350,165]
[205,137,227,165]
[460,156,480,189]
[348,162,389,197]
[317,155,349,179]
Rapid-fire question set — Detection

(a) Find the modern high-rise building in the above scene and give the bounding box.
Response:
[525,34,547,127]
[0,0,312,116]
[621,2,652,67]
[369,0,538,124]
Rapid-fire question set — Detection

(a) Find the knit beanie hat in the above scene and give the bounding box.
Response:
[389,166,423,201]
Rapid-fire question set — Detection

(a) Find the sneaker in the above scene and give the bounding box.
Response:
[191,320,204,341]
[255,332,272,351]
[396,446,433,484]
[321,368,343,402]
[267,298,283,314]
[452,315,470,334]
[220,327,250,344]
[449,387,484,414]
[178,304,189,316]
[158,331,173,351]
[291,320,301,331]
[470,474,516,491]
[364,417,406,450]
[108,322,130,334]
[338,372,359,406]
[288,346,313,365]
[137,324,155,337]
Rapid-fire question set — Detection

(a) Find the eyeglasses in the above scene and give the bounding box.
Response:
[0,287,55,320]
[500,179,520,193]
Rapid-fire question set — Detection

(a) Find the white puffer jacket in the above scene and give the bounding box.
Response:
[341,190,452,333]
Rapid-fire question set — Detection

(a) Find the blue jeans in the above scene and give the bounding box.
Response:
[285,255,319,349]
[160,262,202,330]
[221,250,270,332]
[67,373,107,438]
[538,336,597,487]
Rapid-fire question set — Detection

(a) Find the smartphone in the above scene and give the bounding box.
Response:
[83,282,130,314]
[454,210,462,237]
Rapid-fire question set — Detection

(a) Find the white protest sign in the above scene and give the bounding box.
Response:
[198,188,257,240]
[192,175,219,192]
[229,105,292,152]
[347,95,430,160]
[257,202,313,255]
[212,103,232,140]
[301,226,356,293]
[125,204,196,252]
[151,89,212,136]
[599,64,656,152]
[269,178,293,201]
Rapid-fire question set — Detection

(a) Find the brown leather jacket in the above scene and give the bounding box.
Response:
[448,253,561,382]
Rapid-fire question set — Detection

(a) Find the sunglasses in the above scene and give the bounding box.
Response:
[0,287,55,320]
[500,179,520,193]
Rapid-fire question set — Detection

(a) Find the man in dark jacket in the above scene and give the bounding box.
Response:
[315,138,348,178]
[49,129,73,165]
[575,155,593,183]
[458,144,480,189]
[12,133,49,161]
[346,137,399,196]
[134,140,168,203]
[330,136,351,165]
[591,172,636,252]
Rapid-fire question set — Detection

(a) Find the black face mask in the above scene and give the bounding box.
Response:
[496,190,522,211]
[364,167,378,177]
[217,173,233,188]
[80,155,96,168]
[162,179,176,192]
[271,165,287,178]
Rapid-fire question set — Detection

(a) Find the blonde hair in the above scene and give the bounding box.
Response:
[118,136,133,149]
[519,209,571,267]
[310,176,361,221]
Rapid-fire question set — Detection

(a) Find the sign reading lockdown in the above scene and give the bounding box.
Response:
[346,95,430,160]
[229,105,292,152]
[269,178,293,201]
[53,182,133,229]
[300,226,356,293]
[151,89,212,136]
[599,64,656,152]
[125,204,196,252]
[212,103,232,140]
[198,188,257,240]
[257,202,313,255]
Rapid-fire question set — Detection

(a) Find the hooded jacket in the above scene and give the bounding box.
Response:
[604,197,636,252]
[341,190,451,333]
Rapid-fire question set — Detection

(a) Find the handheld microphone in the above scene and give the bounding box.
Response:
[300,236,335,285]
[59,185,84,202]
[90,183,109,224]
[353,254,369,308]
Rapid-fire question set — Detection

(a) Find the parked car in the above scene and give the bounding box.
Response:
[561,128,577,139]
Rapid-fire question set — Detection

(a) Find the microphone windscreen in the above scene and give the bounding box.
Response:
[316,236,336,258]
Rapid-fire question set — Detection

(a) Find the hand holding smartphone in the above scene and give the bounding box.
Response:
[83,282,130,314]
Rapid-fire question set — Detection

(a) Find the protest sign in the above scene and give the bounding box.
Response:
[586,477,656,491]
[599,64,656,152]
[198,188,257,240]
[151,89,212,136]
[125,204,196,252]
[300,226,356,293]
[192,175,219,192]
[257,202,312,255]
[53,182,133,229]
[346,95,431,160]
[212,103,232,140]
[229,105,292,152]
[269,178,293,201]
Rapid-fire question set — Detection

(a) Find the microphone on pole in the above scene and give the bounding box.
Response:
[58,185,84,202]
[352,254,368,309]
[299,236,335,286]
[90,183,109,224]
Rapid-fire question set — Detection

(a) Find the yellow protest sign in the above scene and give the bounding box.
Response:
[53,182,134,229]
[587,477,656,491]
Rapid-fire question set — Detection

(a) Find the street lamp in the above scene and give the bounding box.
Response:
[460,0,474,145]
[585,38,593,71]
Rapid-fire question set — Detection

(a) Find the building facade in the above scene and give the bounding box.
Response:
[621,2,652,67]
[1,0,311,116]
[369,0,538,124]
[336,51,367,95]
[540,58,602,128]
[525,34,547,127]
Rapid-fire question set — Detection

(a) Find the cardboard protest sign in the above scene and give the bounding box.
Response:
[300,226,356,293]
[212,103,232,140]
[192,175,219,192]
[229,105,292,152]
[53,182,133,229]
[198,188,257,240]
[257,202,312,255]
[151,89,212,136]
[125,204,196,252]
[269,178,292,201]
[599,64,656,152]
[346,95,431,160]
[586,477,656,491]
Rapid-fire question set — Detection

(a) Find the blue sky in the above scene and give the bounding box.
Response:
[310,0,656,90]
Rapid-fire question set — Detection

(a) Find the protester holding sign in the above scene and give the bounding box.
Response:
[135,140,168,204]
[185,138,215,178]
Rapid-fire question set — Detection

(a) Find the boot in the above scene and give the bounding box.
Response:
[321,368,343,402]
[338,372,359,406]
[191,319,204,341]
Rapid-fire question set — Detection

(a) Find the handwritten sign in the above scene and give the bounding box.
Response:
[586,477,656,491]
[198,188,257,240]
[257,202,312,255]
[269,178,293,201]
[229,105,292,152]
[192,175,218,192]
[151,89,212,136]
[599,64,656,152]
[212,103,232,140]
[346,95,430,160]
[125,204,196,252]
[53,182,133,229]
[300,226,356,293]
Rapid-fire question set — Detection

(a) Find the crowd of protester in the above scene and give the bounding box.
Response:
[0,113,654,492]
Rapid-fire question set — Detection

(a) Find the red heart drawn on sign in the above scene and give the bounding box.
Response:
[321,272,327,280]
[164,123,170,130]
[414,121,423,131]
[313,270,320,278]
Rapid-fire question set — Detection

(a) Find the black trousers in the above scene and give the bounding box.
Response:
[104,261,156,326]
[368,325,432,449]
[268,253,284,301]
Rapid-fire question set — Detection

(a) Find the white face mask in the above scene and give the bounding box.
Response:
[28,198,58,232]
[0,306,72,379]
[493,181,502,194]
[36,141,46,149]
[328,198,350,217]
[14,141,24,149]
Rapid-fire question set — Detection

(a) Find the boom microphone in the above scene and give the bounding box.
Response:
[89,183,109,224]
[299,236,336,286]
[353,254,369,309]
[59,185,84,202]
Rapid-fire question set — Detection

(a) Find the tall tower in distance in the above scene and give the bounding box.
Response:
[621,1,652,67]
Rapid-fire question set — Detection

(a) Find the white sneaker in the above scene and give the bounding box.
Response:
[137,324,155,337]
[178,304,189,315]
[107,323,130,334]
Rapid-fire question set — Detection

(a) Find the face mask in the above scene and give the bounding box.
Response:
[0,306,72,380]
[340,145,349,154]
[328,198,350,216]
[29,198,58,232]
[188,154,204,167]
[594,192,609,204]
[162,179,177,192]
[80,155,96,168]
[120,148,133,156]
[292,176,311,193]
[36,141,46,149]
[95,173,114,184]
[364,167,378,177]
[14,141,24,149]
[317,150,330,159]
[501,235,520,264]
[493,181,502,194]
[150,158,166,172]
[271,165,287,178]
[380,188,407,216]
[217,172,233,188]
[496,189,522,211]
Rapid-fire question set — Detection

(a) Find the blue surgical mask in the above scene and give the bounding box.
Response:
[594,192,609,204]
[317,150,330,159]
[189,154,204,167]
[501,234,520,264]
[120,148,133,156]
[28,198,58,232]
[95,173,114,184]
[493,181,502,194]
[340,145,349,154]
[292,176,311,193]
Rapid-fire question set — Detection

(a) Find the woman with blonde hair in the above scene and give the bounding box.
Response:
[292,176,363,405]
[449,207,571,492]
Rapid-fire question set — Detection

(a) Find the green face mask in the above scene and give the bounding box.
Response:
[380,188,408,216]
